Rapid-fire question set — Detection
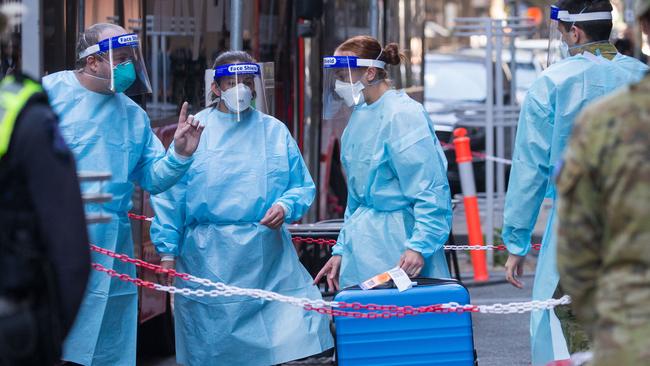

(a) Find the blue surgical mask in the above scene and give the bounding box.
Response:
[112,61,136,93]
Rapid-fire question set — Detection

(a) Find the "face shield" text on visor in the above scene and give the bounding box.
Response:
[321,56,385,120]
[214,63,268,122]
[78,33,153,95]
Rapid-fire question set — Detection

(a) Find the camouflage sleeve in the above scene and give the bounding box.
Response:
[556,108,605,335]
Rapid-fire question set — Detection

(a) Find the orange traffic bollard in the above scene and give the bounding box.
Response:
[453,128,489,282]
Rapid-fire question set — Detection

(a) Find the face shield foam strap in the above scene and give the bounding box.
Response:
[549,6,612,22]
[78,33,140,60]
[323,56,385,69]
[357,59,386,68]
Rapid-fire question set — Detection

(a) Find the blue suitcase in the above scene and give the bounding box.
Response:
[334,278,476,366]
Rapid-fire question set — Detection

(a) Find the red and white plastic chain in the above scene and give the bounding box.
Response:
[127,213,153,222]
[90,245,570,317]
[127,213,540,251]
[90,244,190,281]
[291,237,339,247]
[290,237,542,251]
[440,142,512,165]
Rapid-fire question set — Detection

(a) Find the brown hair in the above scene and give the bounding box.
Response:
[209,50,257,105]
[212,50,256,69]
[336,36,407,80]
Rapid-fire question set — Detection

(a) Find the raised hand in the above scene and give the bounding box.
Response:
[174,102,205,157]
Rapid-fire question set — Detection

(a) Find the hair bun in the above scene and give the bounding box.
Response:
[383,43,403,66]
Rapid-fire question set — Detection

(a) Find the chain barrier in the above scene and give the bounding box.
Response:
[290,237,541,251]
[90,245,569,318]
[443,243,542,251]
[440,142,513,165]
[91,245,334,309]
[292,237,337,247]
[127,213,153,221]
[470,151,513,165]
[126,214,540,251]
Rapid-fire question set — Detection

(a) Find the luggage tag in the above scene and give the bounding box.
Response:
[360,272,392,290]
[387,267,414,292]
[360,267,414,292]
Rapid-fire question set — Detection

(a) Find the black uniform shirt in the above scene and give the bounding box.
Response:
[0,99,90,335]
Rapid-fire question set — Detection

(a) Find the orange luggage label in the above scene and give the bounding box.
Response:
[359,267,413,292]
[360,272,392,290]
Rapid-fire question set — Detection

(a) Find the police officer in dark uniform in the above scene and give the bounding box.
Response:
[0,11,90,366]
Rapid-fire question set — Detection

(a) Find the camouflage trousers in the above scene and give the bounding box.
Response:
[554,287,591,356]
[555,305,591,355]
[555,287,650,365]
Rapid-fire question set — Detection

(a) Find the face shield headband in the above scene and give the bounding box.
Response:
[549,5,612,23]
[213,63,262,121]
[547,6,613,66]
[77,33,152,95]
[322,55,386,109]
[78,33,140,59]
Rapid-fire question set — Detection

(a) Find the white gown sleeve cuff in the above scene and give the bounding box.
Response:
[275,201,292,220]
[171,148,192,162]
[160,254,176,262]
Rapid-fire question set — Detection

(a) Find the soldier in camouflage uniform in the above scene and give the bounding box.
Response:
[556,1,650,364]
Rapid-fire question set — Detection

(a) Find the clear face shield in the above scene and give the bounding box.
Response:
[547,5,613,66]
[78,33,152,95]
[214,63,267,122]
[321,56,385,120]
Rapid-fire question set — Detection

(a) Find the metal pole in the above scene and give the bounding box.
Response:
[230,0,243,50]
[161,35,168,105]
[485,19,495,264]
[78,0,86,33]
[138,0,148,110]
[115,0,125,27]
[508,20,518,159]
[151,32,159,106]
[495,24,505,210]
[303,36,318,223]
[21,0,42,78]
[370,0,379,39]
[398,0,406,87]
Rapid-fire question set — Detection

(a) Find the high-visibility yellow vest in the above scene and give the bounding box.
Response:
[0,76,43,158]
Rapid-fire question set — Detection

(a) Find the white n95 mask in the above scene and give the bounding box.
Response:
[221,83,253,113]
[334,79,365,107]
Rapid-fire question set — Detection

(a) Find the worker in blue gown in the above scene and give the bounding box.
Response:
[150,50,334,366]
[502,2,649,365]
[42,23,204,366]
[314,36,453,290]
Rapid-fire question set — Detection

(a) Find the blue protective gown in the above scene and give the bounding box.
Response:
[150,107,334,366]
[502,52,648,365]
[332,89,453,288]
[42,71,193,366]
